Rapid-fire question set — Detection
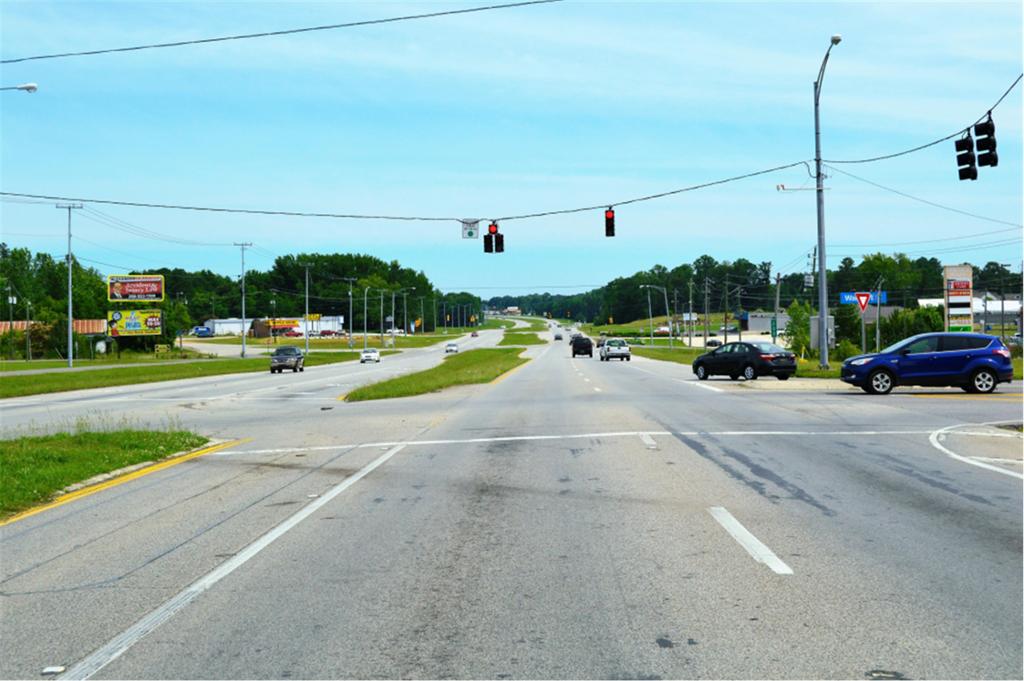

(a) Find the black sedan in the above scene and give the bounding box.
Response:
[692,342,795,381]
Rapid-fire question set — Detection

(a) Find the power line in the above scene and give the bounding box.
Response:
[823,73,1022,164]
[833,226,1022,249]
[825,164,1022,228]
[0,0,564,65]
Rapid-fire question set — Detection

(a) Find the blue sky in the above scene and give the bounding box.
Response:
[2,0,1021,296]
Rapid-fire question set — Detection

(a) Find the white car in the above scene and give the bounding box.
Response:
[445,342,459,354]
[600,338,631,361]
[359,348,381,363]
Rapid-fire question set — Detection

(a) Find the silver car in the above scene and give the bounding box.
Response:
[270,346,304,373]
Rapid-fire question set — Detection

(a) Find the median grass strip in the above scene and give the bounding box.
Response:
[631,346,704,364]
[0,429,208,518]
[345,348,528,401]
[499,332,547,346]
[0,352,362,398]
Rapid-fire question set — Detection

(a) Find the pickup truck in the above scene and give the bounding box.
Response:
[599,338,631,361]
[571,336,593,358]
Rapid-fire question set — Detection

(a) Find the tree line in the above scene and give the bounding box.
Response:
[0,245,481,358]
[486,253,1021,326]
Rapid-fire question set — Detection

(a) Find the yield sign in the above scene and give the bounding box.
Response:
[855,292,872,312]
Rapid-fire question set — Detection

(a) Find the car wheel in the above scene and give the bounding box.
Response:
[299,366,304,372]
[777,374,789,381]
[729,373,739,380]
[968,368,997,394]
[695,364,707,380]
[742,364,757,380]
[293,367,298,373]
[270,368,275,374]
[866,369,894,395]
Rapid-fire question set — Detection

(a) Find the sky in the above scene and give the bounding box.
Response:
[1,0,1022,298]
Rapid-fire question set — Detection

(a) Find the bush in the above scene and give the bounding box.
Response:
[834,339,862,361]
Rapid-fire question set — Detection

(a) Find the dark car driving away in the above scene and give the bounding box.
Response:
[571,335,593,358]
[692,341,796,381]
[270,345,305,373]
[841,332,1012,394]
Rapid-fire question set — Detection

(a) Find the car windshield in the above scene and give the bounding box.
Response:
[607,340,624,347]
[273,347,299,356]
[750,343,787,353]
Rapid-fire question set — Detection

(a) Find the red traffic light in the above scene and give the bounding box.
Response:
[488,222,498,235]
[605,207,615,237]
[605,209,615,220]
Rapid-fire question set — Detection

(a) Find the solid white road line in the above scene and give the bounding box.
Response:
[627,362,723,393]
[60,444,408,680]
[218,429,943,456]
[707,506,793,575]
[929,423,1024,480]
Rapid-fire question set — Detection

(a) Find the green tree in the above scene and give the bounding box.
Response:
[782,300,812,357]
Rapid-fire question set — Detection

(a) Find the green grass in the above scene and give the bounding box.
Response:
[0,429,208,517]
[498,332,547,346]
[479,319,515,330]
[630,347,704,364]
[345,348,528,402]
[0,349,215,372]
[0,352,362,398]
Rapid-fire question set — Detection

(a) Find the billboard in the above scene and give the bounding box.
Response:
[107,309,162,337]
[108,274,165,302]
[839,291,888,305]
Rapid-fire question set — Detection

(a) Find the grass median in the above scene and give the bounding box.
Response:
[0,352,362,398]
[0,429,208,518]
[630,346,704,364]
[499,332,547,346]
[345,348,528,401]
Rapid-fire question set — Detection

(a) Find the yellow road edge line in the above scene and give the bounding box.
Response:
[336,392,348,401]
[490,355,532,385]
[0,438,247,528]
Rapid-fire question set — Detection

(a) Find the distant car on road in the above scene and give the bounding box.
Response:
[191,326,213,338]
[706,339,722,348]
[282,330,302,337]
[318,330,336,337]
[571,336,593,358]
[554,333,563,341]
[270,346,304,373]
[841,332,1012,395]
[360,348,381,363]
[692,342,795,381]
[471,331,479,337]
[600,338,631,361]
[445,342,459,354]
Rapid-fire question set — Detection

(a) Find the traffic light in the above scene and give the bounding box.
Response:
[955,133,977,181]
[495,232,504,253]
[975,115,998,167]
[484,221,497,253]
[605,207,615,237]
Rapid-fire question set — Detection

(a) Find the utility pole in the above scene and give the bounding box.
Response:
[736,285,743,342]
[704,277,710,348]
[419,297,425,336]
[234,242,252,358]
[773,273,781,344]
[363,286,371,350]
[303,265,310,356]
[379,291,384,343]
[432,295,437,333]
[270,291,277,345]
[875,276,884,352]
[442,299,447,335]
[25,300,32,361]
[688,280,695,347]
[346,278,355,348]
[6,282,14,361]
[723,285,729,344]
[57,203,82,367]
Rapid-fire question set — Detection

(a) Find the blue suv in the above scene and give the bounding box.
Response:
[841,332,1013,395]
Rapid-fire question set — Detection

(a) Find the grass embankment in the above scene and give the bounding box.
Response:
[0,352,362,398]
[0,349,214,372]
[345,348,528,402]
[0,429,208,517]
[499,332,547,346]
[630,347,704,364]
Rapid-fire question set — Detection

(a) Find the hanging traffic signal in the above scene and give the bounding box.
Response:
[975,115,998,167]
[495,232,504,253]
[955,134,977,181]
[484,233,493,253]
[605,207,615,237]
[484,222,504,254]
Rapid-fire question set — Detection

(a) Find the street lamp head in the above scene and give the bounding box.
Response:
[18,83,38,92]
[830,34,842,45]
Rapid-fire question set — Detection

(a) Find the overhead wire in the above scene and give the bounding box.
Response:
[823,73,1022,164]
[824,164,1023,228]
[0,0,564,65]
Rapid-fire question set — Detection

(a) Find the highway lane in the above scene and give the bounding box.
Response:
[1,329,1021,679]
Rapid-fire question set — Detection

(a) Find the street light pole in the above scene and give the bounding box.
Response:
[363,286,370,350]
[303,265,310,356]
[347,279,355,348]
[640,285,654,346]
[813,34,842,369]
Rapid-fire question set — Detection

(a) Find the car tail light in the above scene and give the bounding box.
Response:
[994,347,1011,359]
[759,354,775,360]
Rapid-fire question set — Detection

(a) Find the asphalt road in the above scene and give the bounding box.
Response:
[2,326,1021,680]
